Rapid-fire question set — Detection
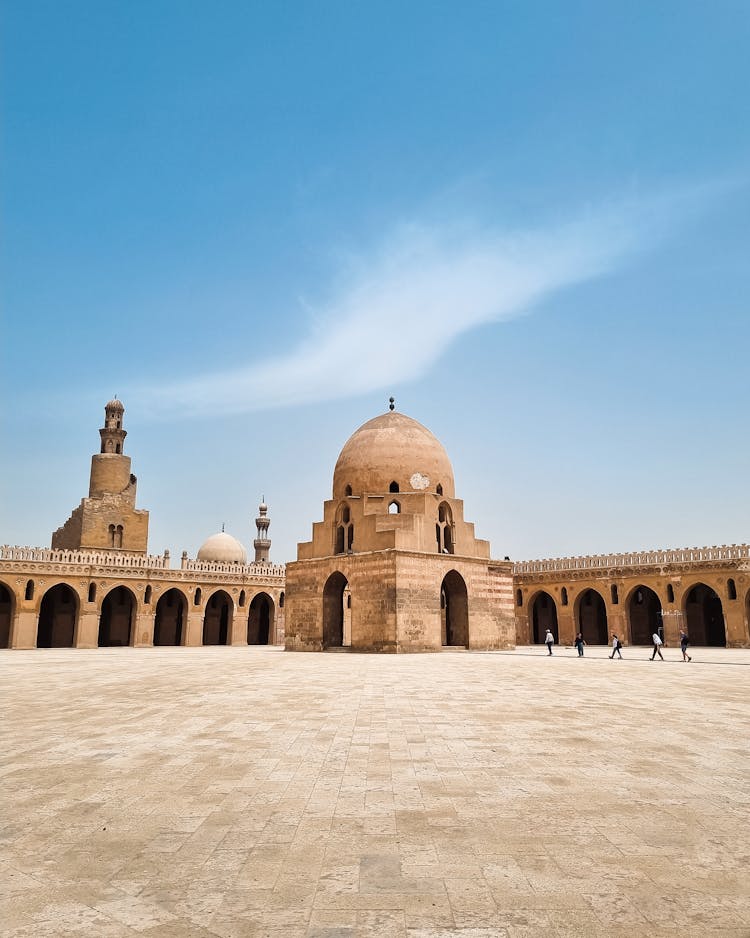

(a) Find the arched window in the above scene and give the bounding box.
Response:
[279,591,285,608]
[87,583,97,603]
[342,506,350,524]
[347,524,354,551]
[436,483,443,496]
[335,526,345,554]
[116,525,123,548]
[108,524,116,547]
[561,587,568,607]
[344,485,352,496]
[516,589,523,607]
[436,502,454,554]
[388,501,400,514]
[144,585,152,604]
[115,444,121,454]
[389,481,399,493]
[239,589,246,607]
[728,578,737,600]
[25,579,34,601]
[194,588,202,606]
[611,584,619,605]
[667,584,675,603]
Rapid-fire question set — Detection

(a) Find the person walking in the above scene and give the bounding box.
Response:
[679,629,692,662]
[609,634,623,659]
[545,629,554,655]
[574,632,586,657]
[650,631,664,660]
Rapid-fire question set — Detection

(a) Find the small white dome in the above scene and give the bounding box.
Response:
[197,531,247,564]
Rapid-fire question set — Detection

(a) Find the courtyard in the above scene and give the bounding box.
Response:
[2,646,749,938]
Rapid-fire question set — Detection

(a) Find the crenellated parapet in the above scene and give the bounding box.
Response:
[0,545,169,568]
[182,557,285,578]
[513,544,749,578]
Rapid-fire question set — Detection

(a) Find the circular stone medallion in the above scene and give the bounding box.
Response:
[410,472,430,490]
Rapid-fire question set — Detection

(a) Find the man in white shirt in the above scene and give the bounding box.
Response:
[650,631,664,660]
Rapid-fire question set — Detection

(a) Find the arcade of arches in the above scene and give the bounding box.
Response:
[0,572,285,649]
[517,571,750,647]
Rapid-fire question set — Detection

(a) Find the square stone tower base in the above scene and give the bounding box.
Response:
[285,550,514,653]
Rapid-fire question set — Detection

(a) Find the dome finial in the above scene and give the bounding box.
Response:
[389,396,395,412]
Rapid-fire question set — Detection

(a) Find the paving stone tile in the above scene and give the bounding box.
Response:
[3,646,750,937]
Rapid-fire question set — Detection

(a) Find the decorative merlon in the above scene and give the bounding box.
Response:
[512,544,749,576]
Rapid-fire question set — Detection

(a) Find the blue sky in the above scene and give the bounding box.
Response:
[2,1,749,563]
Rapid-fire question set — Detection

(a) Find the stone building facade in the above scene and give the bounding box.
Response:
[285,407,516,652]
[513,545,750,648]
[2,401,748,651]
[0,402,285,649]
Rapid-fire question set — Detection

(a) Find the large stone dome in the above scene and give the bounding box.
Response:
[197,531,247,564]
[332,411,455,499]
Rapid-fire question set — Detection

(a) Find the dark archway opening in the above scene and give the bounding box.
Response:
[578,589,608,644]
[203,590,232,645]
[685,584,726,646]
[441,570,469,647]
[37,584,78,648]
[628,585,663,645]
[0,582,13,648]
[248,592,274,645]
[323,572,347,648]
[98,586,135,646]
[531,591,558,644]
[154,588,186,646]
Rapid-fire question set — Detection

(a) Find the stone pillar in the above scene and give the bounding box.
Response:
[725,602,749,648]
[515,608,529,644]
[275,607,286,646]
[185,611,204,647]
[134,609,156,647]
[230,609,247,646]
[661,609,684,647]
[608,605,627,646]
[12,609,37,649]
[76,609,100,648]
[557,608,576,646]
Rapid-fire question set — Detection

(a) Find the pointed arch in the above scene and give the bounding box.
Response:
[0,581,14,648]
[248,591,275,644]
[323,572,348,648]
[37,583,78,648]
[98,585,136,646]
[529,590,558,644]
[203,589,232,645]
[154,588,187,646]
[626,584,662,645]
[575,589,608,644]
[441,570,469,647]
[684,583,725,646]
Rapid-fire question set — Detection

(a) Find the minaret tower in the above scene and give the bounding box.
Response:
[253,498,271,563]
[51,399,149,553]
[99,398,127,455]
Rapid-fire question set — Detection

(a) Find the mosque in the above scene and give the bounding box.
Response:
[1,400,748,650]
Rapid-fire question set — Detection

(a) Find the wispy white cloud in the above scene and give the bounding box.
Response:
[131,184,719,418]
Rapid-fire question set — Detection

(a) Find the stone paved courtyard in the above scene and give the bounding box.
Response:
[2,645,749,938]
